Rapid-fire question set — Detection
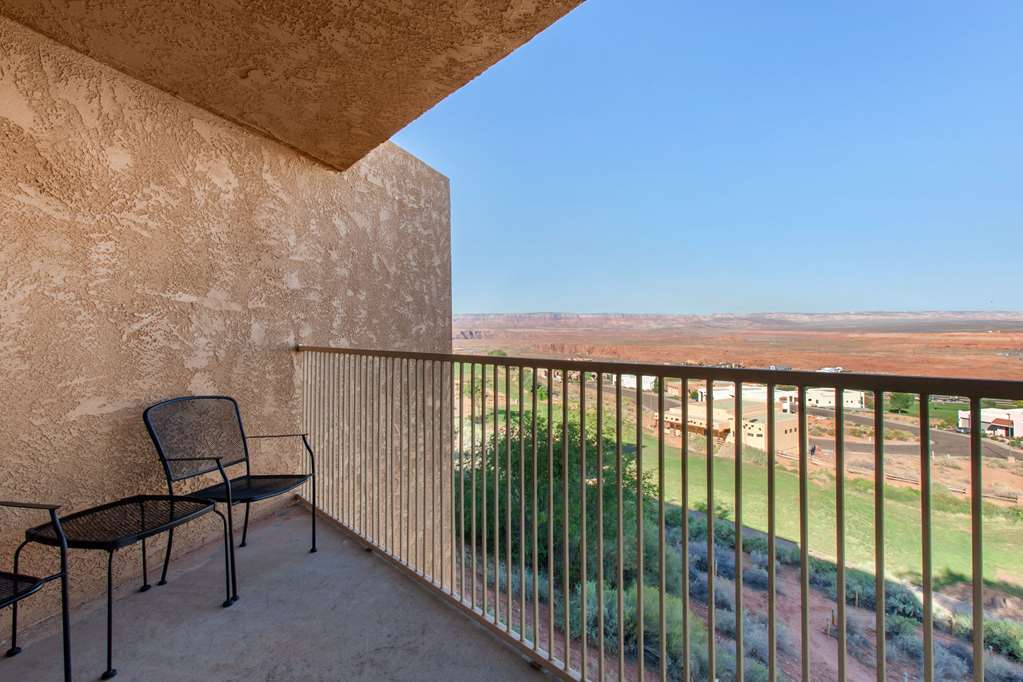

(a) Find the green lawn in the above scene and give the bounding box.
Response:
[640,433,1023,596]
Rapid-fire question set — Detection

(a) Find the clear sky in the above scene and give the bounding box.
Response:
[393,1,1022,315]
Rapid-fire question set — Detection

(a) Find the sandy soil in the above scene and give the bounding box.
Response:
[453,313,1023,380]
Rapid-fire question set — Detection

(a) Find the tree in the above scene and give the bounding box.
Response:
[889,393,914,414]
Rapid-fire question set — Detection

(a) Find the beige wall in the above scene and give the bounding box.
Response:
[0,16,451,632]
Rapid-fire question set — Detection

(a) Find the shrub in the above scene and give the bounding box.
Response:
[885,582,923,620]
[742,566,769,590]
[984,654,1023,682]
[933,643,968,681]
[885,614,919,639]
[985,620,1023,662]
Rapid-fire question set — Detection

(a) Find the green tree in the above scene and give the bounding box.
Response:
[889,393,914,414]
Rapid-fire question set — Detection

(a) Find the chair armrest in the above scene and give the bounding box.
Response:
[0,500,61,511]
[245,433,308,439]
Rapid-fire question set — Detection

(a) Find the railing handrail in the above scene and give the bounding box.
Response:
[295,345,1023,399]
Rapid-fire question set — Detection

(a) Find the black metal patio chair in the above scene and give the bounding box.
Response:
[2,500,71,682]
[142,396,316,588]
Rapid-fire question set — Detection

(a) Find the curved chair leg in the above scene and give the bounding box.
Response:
[213,510,235,607]
[239,502,251,548]
[4,540,30,657]
[102,551,116,680]
[158,528,174,586]
[139,537,151,592]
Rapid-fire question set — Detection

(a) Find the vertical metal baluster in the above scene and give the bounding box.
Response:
[681,378,690,682]
[798,386,809,681]
[333,354,340,521]
[874,391,885,681]
[658,377,667,682]
[531,368,539,651]
[596,374,605,682]
[734,381,744,682]
[482,363,489,617]
[334,354,340,524]
[506,365,513,629]
[391,358,396,556]
[431,361,437,583]
[920,395,933,682]
[404,359,410,564]
[767,384,777,682]
[616,374,624,682]
[706,381,715,681]
[362,355,368,538]
[637,377,644,682]
[414,359,419,571]
[519,366,526,639]
[494,364,501,625]
[422,359,428,572]
[836,388,847,682]
[547,369,554,658]
[347,354,352,528]
[580,372,588,680]
[376,356,382,546]
[563,370,571,670]
[458,362,465,599]
[969,396,983,681]
[471,362,478,609]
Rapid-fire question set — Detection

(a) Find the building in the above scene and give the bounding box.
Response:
[617,374,657,392]
[957,408,1023,437]
[653,401,800,454]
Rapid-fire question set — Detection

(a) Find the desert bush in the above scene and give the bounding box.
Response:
[984,654,1023,682]
[984,619,1023,662]
[933,643,969,681]
[885,582,923,620]
[742,566,769,590]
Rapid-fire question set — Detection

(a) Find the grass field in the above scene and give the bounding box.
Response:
[640,433,1023,596]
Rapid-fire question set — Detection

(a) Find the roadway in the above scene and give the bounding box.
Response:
[625,389,1017,460]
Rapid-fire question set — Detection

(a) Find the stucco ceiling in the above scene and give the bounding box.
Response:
[0,0,581,170]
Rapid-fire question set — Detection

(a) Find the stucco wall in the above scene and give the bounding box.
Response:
[0,16,451,634]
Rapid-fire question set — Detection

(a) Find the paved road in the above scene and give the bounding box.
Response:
[626,387,1017,460]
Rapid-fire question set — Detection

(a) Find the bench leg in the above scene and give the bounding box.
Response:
[212,510,234,607]
[4,540,30,657]
[59,563,72,682]
[139,537,151,592]
[158,528,174,586]
[224,503,239,602]
[310,471,317,553]
[239,502,251,548]
[101,551,116,680]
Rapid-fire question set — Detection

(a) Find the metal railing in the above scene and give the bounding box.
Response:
[297,345,1023,682]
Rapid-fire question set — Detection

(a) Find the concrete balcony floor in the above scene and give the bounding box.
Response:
[4,504,543,681]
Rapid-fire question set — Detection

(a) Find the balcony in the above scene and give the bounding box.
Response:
[3,503,540,681]
[4,346,1023,681]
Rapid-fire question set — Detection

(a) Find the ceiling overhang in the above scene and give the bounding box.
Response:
[0,1,582,170]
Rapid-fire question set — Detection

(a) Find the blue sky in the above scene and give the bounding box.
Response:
[393,1,1022,315]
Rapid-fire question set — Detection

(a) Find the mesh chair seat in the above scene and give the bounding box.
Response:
[194,474,310,504]
[0,571,45,609]
[26,495,214,551]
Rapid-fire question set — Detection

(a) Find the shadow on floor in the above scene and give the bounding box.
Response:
[3,503,543,681]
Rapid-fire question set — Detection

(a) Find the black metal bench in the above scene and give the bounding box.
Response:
[2,500,71,681]
[20,495,232,680]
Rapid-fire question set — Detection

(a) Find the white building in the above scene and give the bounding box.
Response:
[617,374,657,392]
[957,408,1023,438]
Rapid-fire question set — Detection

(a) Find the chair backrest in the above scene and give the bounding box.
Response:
[143,396,250,483]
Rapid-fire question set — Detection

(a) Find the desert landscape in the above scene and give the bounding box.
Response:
[453,311,1023,380]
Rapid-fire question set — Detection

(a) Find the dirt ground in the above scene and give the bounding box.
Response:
[453,313,1023,380]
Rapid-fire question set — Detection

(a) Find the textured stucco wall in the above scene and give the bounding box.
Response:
[0,0,582,169]
[0,16,451,634]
